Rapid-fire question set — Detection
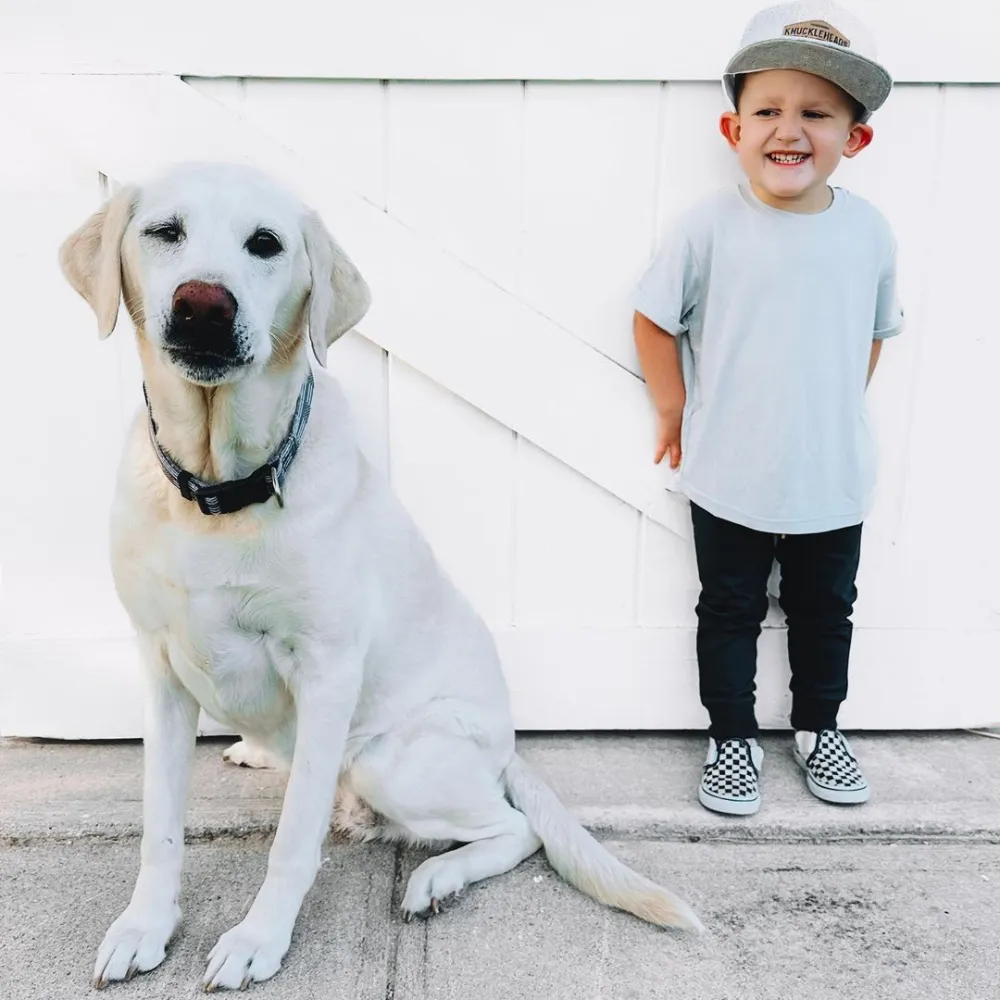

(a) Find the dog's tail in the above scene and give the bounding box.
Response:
[502,752,704,933]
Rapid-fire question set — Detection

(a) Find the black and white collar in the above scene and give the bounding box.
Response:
[143,372,314,516]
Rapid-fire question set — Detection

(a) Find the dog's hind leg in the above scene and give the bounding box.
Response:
[348,732,542,917]
[398,818,541,918]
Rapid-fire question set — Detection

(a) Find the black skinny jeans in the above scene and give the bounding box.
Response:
[690,503,863,740]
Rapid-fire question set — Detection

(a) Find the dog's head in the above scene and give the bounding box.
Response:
[59,163,370,383]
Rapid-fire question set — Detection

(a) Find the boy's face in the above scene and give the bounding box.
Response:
[720,69,874,213]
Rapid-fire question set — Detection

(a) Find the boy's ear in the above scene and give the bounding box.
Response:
[843,123,874,159]
[719,112,741,150]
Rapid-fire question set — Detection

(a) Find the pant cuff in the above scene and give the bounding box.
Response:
[705,704,759,741]
[790,698,841,733]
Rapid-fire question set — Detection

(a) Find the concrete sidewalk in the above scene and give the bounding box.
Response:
[2,732,999,999]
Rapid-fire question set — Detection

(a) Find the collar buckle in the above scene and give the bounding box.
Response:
[270,465,284,508]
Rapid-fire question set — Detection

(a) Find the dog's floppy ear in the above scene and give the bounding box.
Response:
[59,185,137,339]
[302,209,371,366]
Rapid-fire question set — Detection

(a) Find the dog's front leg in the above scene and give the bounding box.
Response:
[94,636,199,987]
[203,649,362,991]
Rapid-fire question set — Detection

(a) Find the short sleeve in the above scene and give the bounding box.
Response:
[873,239,904,340]
[632,224,701,337]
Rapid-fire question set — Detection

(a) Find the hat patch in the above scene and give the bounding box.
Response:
[782,20,851,48]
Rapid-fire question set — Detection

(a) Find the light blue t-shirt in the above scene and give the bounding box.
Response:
[633,184,904,534]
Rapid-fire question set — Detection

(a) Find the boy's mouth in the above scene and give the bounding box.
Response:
[767,152,811,166]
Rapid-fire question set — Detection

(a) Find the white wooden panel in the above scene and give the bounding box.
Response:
[501,627,702,731]
[1,1,996,83]
[0,127,128,641]
[893,84,1000,629]
[514,441,639,626]
[2,638,144,739]
[2,637,235,739]
[185,78,244,117]
[637,518,700,629]
[500,625,1000,730]
[840,627,1000,730]
[6,625,998,738]
[388,361,515,626]
[521,82,660,374]
[369,174,678,535]
[654,82,744,236]
[326,333,390,476]
[242,79,388,208]
[386,82,522,292]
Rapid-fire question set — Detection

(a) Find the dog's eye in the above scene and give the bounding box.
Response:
[246,229,283,259]
[143,221,183,244]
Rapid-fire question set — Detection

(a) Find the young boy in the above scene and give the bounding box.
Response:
[633,1,903,816]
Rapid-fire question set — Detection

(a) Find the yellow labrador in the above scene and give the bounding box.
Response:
[60,163,702,992]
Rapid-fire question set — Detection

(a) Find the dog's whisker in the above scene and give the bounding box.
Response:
[268,326,300,365]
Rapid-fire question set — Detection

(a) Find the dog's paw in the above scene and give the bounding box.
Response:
[400,856,465,920]
[222,740,278,769]
[93,902,180,988]
[203,918,290,991]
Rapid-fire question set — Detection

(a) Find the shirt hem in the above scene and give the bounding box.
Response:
[873,322,904,340]
[683,486,867,534]
[632,292,686,337]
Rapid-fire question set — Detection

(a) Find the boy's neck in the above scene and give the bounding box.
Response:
[747,180,835,215]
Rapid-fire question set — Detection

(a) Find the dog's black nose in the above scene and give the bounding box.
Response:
[172,281,236,330]
[165,282,243,373]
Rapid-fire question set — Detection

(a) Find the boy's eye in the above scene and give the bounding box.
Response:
[752,108,829,120]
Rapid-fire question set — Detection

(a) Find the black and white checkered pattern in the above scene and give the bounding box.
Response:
[803,730,867,794]
[700,738,760,806]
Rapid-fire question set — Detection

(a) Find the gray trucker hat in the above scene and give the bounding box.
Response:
[723,2,893,122]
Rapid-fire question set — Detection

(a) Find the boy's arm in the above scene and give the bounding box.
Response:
[633,311,685,468]
[867,338,883,385]
[870,227,903,385]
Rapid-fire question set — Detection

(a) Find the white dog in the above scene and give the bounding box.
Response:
[59,163,702,992]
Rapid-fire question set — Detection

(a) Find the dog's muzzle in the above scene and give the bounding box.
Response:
[164,281,249,375]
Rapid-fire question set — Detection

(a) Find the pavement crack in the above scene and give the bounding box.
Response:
[383,842,405,1000]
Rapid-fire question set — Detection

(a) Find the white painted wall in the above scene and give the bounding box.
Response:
[1,0,996,82]
[1,2,999,737]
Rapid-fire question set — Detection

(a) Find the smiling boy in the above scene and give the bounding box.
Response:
[633,2,903,815]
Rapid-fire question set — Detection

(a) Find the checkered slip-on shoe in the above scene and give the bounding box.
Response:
[794,729,870,804]
[698,737,764,816]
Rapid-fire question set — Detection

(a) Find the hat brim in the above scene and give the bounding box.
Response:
[723,39,892,122]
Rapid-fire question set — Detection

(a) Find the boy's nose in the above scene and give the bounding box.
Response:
[774,118,805,140]
[774,123,803,140]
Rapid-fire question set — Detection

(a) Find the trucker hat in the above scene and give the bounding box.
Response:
[723,1,892,122]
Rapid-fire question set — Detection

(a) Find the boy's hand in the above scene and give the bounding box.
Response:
[655,408,683,469]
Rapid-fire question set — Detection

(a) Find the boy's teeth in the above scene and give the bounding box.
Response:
[770,153,808,163]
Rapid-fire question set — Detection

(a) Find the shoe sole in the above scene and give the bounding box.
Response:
[793,750,870,804]
[698,784,760,816]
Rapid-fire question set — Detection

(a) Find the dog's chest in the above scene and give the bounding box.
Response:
[122,527,308,726]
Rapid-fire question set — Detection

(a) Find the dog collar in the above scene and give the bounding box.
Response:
[143,372,314,516]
